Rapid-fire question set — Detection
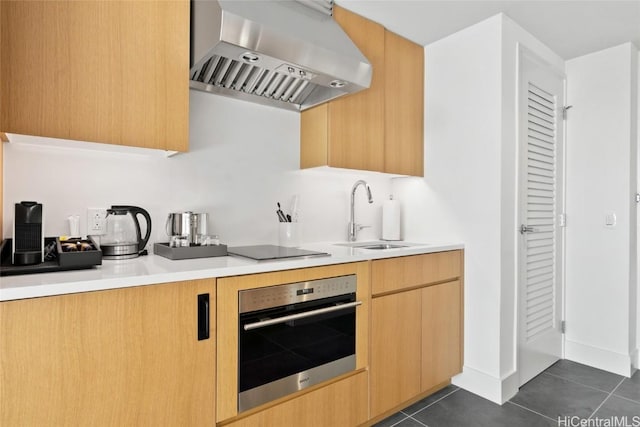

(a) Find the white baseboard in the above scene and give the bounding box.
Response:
[501,370,520,402]
[565,339,634,377]
[631,348,639,370]
[452,366,519,404]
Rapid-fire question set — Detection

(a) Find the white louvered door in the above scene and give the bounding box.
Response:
[518,52,565,387]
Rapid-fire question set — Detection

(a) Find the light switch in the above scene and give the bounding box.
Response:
[605,211,616,227]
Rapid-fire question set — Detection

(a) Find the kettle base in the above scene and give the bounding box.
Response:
[102,253,140,260]
[101,243,139,260]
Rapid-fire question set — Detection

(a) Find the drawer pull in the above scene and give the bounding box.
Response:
[197,293,210,340]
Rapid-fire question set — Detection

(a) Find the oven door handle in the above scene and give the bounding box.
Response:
[243,301,363,331]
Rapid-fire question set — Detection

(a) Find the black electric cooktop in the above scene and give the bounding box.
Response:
[227,245,330,261]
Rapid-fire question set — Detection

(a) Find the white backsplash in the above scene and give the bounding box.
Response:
[3,90,393,246]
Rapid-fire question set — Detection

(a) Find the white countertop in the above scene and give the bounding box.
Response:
[0,241,463,301]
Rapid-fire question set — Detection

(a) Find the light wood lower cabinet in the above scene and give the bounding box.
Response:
[216,262,370,423]
[371,289,423,413]
[422,280,463,390]
[0,252,462,426]
[0,279,216,426]
[223,371,368,427]
[370,251,464,419]
[371,250,462,295]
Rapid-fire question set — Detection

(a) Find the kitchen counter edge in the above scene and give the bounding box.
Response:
[0,242,464,301]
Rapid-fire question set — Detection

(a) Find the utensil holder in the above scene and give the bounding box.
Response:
[278,223,300,247]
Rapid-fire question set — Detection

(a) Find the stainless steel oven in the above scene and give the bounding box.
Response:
[238,274,360,412]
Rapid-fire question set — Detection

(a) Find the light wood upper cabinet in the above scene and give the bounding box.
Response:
[384,30,425,176]
[300,6,424,176]
[0,279,216,426]
[301,6,385,171]
[0,1,189,152]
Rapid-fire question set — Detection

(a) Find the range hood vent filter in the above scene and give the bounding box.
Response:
[190,0,372,111]
[192,55,314,104]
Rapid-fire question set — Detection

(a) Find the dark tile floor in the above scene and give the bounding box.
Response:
[374,360,640,427]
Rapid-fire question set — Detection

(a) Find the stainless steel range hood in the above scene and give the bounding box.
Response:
[190,0,372,111]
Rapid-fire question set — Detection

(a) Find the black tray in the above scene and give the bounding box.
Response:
[0,237,102,277]
[154,242,228,260]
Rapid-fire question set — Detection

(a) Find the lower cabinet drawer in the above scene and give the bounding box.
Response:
[223,371,368,427]
[371,250,462,295]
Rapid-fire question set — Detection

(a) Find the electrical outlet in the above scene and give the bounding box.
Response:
[87,208,108,235]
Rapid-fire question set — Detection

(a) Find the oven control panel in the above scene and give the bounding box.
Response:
[239,274,357,313]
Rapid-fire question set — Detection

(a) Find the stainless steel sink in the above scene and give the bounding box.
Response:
[334,241,427,250]
[358,243,408,250]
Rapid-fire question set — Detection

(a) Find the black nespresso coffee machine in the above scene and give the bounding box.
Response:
[12,201,44,265]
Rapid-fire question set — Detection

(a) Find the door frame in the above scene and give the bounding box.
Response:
[515,45,568,386]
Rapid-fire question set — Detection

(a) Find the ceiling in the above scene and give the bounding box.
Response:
[337,0,640,59]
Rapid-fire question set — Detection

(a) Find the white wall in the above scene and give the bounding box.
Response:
[637,50,640,369]
[565,43,639,376]
[396,14,505,402]
[3,90,392,247]
[632,49,639,370]
[395,13,564,403]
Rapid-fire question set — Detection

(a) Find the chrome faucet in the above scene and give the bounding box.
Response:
[348,180,374,242]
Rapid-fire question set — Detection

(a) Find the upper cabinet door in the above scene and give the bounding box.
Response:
[328,6,386,172]
[300,6,385,172]
[384,30,424,177]
[300,7,424,176]
[0,1,189,152]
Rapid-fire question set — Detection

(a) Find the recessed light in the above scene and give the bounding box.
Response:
[240,52,260,63]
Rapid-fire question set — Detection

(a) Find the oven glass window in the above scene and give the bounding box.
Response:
[239,293,356,394]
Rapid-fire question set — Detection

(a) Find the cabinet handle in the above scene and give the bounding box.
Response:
[197,293,210,341]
